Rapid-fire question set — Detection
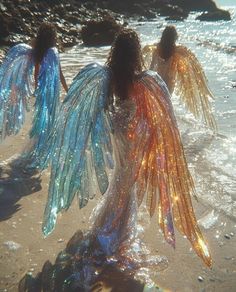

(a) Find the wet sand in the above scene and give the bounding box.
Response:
[0,117,236,292]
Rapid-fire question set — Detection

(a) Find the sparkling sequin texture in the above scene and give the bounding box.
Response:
[130,70,212,267]
[142,44,217,130]
[0,44,34,141]
[42,63,212,289]
[0,44,61,169]
[24,47,61,167]
[43,63,113,235]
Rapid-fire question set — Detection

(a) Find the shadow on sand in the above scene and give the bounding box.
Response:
[0,157,42,221]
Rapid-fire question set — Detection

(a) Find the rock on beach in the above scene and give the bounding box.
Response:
[0,0,232,48]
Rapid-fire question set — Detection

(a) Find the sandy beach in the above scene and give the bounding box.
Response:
[0,115,235,292]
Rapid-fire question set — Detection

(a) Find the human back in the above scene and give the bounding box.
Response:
[150,26,178,93]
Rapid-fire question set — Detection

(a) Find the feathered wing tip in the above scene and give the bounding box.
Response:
[173,46,217,131]
[128,71,212,267]
[42,63,114,236]
[0,44,34,141]
[26,47,61,168]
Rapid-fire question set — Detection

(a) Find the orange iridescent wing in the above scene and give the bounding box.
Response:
[174,45,217,130]
[142,44,157,70]
[128,71,212,267]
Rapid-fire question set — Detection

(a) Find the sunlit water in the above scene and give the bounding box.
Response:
[58,3,236,219]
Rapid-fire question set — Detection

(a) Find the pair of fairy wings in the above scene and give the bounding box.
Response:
[0,44,60,142]
[142,44,217,130]
[43,63,211,267]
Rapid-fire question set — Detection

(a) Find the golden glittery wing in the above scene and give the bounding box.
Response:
[174,45,217,130]
[142,44,157,70]
[128,71,212,267]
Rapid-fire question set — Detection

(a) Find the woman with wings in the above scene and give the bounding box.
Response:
[143,25,217,130]
[0,23,68,166]
[20,29,211,291]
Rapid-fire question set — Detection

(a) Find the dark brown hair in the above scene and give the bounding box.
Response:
[159,25,178,60]
[106,29,143,101]
[33,23,57,63]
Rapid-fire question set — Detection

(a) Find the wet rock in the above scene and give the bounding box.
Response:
[196,9,231,21]
[63,36,78,48]
[7,13,28,35]
[81,16,122,46]
[172,0,217,12]
[82,1,95,10]
[0,0,231,50]
[166,15,186,21]
[66,14,80,25]
[0,3,7,12]
[145,10,156,19]
[19,7,32,18]
[67,28,79,37]
[224,234,231,239]
[54,4,67,16]
[198,276,204,282]
[131,4,156,19]
[224,256,234,260]
[131,3,148,16]
[159,4,188,20]
[0,13,9,45]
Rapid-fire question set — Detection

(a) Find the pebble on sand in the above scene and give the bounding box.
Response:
[4,241,21,251]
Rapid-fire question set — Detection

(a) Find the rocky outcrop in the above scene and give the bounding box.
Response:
[171,0,231,22]
[81,16,122,46]
[0,1,78,47]
[158,4,188,20]
[0,0,232,49]
[196,9,231,21]
[0,0,121,48]
[171,0,218,12]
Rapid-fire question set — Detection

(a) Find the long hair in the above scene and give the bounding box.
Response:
[33,23,57,64]
[106,29,143,101]
[159,26,178,60]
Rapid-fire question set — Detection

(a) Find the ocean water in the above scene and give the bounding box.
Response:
[61,2,236,219]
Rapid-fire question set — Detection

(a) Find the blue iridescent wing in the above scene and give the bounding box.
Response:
[27,47,60,165]
[43,63,114,235]
[0,44,34,141]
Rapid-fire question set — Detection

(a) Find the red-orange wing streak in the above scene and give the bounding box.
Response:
[126,74,212,267]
